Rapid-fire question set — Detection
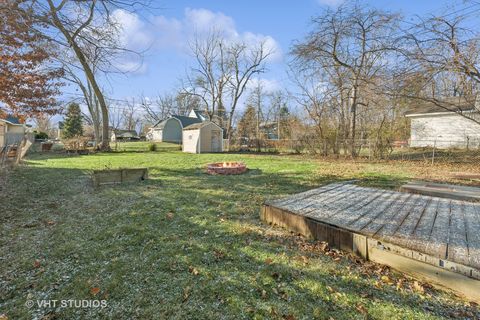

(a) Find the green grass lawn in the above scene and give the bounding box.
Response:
[1,143,479,319]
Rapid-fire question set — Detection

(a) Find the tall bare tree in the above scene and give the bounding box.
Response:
[30,0,146,150]
[183,31,272,139]
[399,9,480,125]
[292,2,399,156]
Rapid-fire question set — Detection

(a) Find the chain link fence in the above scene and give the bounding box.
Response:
[223,138,480,164]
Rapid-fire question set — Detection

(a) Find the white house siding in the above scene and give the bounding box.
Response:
[409,113,480,148]
[0,121,25,147]
[183,129,201,153]
[182,122,223,153]
[148,128,163,142]
[199,124,222,153]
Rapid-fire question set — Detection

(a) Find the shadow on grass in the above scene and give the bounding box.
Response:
[1,165,476,319]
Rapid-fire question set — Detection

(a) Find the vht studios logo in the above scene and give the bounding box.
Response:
[25,299,107,309]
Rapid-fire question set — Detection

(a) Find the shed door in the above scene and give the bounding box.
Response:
[211,130,221,152]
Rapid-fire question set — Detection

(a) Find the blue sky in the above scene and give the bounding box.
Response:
[78,0,467,104]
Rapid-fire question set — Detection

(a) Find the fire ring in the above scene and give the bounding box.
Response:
[206,162,247,175]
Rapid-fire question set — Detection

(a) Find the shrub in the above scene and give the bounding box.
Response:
[34,131,49,140]
[148,143,157,152]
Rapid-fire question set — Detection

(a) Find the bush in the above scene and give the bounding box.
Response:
[148,143,157,152]
[34,131,49,140]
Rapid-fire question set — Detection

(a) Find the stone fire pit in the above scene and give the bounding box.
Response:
[207,162,247,175]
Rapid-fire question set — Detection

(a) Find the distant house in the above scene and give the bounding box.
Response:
[0,116,25,148]
[147,111,205,144]
[182,121,223,153]
[405,99,480,148]
[260,121,279,140]
[111,129,139,142]
[188,109,208,121]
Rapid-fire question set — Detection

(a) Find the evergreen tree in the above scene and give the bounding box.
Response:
[62,103,84,139]
[237,105,258,142]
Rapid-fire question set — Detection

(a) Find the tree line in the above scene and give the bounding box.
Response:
[1,1,479,155]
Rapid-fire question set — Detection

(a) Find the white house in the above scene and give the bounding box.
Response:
[0,116,25,148]
[406,100,480,148]
[147,111,205,144]
[182,121,223,153]
[111,129,139,142]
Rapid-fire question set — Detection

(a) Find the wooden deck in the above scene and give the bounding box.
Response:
[261,182,480,302]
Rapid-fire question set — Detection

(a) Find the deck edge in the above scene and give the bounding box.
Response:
[260,203,480,303]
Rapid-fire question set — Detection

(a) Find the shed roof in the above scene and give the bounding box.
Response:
[405,98,477,116]
[114,129,138,136]
[183,121,222,131]
[153,115,202,129]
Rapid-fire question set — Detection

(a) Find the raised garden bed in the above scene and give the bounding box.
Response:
[92,168,148,187]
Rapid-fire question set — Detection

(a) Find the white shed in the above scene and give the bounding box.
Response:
[405,101,480,148]
[182,121,223,153]
[147,115,203,144]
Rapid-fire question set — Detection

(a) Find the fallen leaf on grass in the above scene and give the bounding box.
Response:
[166,212,174,219]
[412,281,424,294]
[183,286,191,302]
[90,287,100,296]
[33,260,41,268]
[45,221,56,226]
[356,303,368,315]
[188,266,199,275]
[264,258,273,265]
[381,275,393,285]
[261,289,267,299]
[213,249,225,260]
[283,314,296,320]
[396,279,404,290]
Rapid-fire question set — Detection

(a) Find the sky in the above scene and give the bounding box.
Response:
[65,0,471,107]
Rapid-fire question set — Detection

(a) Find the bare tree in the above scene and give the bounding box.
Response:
[30,0,146,150]
[122,98,141,131]
[182,32,228,123]
[292,3,399,156]
[32,113,54,137]
[224,42,271,139]
[183,31,272,139]
[399,9,480,125]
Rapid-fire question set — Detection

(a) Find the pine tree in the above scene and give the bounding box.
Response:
[237,105,258,142]
[62,103,84,139]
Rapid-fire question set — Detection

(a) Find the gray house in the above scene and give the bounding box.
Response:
[0,116,25,148]
[405,100,480,148]
[111,129,139,142]
[148,115,203,144]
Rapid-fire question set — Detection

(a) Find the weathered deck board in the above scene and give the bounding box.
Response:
[403,197,439,254]
[261,182,480,301]
[447,202,470,266]
[425,199,451,260]
[464,202,480,270]
[379,196,431,246]
[263,183,480,271]
[274,183,353,213]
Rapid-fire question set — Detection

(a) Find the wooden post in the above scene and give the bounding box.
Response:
[431,139,436,165]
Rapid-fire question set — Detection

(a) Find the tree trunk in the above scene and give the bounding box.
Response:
[349,85,358,157]
[47,0,110,150]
